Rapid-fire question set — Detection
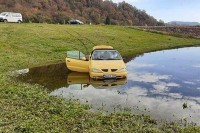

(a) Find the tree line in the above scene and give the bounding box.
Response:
[0,0,164,26]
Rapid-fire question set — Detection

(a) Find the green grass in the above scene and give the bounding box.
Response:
[0,23,200,132]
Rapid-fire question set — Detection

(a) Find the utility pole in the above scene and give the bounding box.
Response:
[89,0,92,25]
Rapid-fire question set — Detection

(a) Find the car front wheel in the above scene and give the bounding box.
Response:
[18,20,22,23]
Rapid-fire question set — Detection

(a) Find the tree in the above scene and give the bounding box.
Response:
[157,19,165,26]
[105,16,111,25]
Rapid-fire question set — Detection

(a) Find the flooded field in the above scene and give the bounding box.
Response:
[17,47,200,124]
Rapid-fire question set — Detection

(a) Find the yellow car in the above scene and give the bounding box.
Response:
[66,45,127,79]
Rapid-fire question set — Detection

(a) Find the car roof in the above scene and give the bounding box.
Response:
[69,19,82,22]
[93,45,114,50]
[1,12,21,14]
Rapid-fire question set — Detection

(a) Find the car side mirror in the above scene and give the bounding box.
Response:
[83,84,89,88]
[82,57,86,61]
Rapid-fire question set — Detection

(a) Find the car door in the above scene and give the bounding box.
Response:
[12,13,18,22]
[6,13,13,22]
[67,72,90,84]
[66,51,89,73]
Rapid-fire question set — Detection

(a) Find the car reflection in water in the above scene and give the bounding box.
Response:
[67,72,127,90]
[16,63,127,92]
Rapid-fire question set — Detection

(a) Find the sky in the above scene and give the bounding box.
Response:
[112,0,200,23]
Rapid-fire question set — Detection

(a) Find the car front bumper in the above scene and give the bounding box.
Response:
[0,18,4,22]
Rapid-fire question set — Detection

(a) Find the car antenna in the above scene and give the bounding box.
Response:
[65,30,95,54]
[73,31,96,46]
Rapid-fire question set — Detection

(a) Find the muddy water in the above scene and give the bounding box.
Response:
[17,47,200,124]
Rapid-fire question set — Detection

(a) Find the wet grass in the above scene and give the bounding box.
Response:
[1,23,200,132]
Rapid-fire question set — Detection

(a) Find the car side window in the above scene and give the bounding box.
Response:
[67,51,85,60]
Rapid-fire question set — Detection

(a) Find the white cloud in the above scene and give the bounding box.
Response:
[153,83,168,92]
[127,62,156,68]
[184,81,196,85]
[193,64,200,68]
[128,72,170,83]
[152,82,180,93]
[167,83,180,87]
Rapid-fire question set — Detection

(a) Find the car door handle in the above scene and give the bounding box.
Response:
[67,60,70,62]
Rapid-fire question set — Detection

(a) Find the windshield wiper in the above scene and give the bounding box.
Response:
[93,58,121,60]
[106,58,121,60]
[93,58,104,60]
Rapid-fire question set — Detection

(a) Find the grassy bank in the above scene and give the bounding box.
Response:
[0,23,200,132]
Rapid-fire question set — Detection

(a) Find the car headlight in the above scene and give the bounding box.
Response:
[117,68,127,72]
[92,68,102,73]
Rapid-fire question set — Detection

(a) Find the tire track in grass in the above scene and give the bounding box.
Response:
[65,29,96,54]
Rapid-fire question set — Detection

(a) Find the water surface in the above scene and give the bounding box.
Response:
[17,47,200,124]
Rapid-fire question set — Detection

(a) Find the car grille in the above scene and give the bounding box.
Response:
[103,84,109,87]
[111,69,118,72]
[102,69,108,72]
[102,69,118,72]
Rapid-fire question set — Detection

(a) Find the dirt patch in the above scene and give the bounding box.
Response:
[135,26,200,38]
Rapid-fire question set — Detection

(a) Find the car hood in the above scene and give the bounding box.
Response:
[90,60,126,69]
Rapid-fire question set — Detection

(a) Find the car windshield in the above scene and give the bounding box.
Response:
[92,50,122,60]
[0,13,7,16]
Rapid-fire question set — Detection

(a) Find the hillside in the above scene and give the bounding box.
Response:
[0,0,160,26]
